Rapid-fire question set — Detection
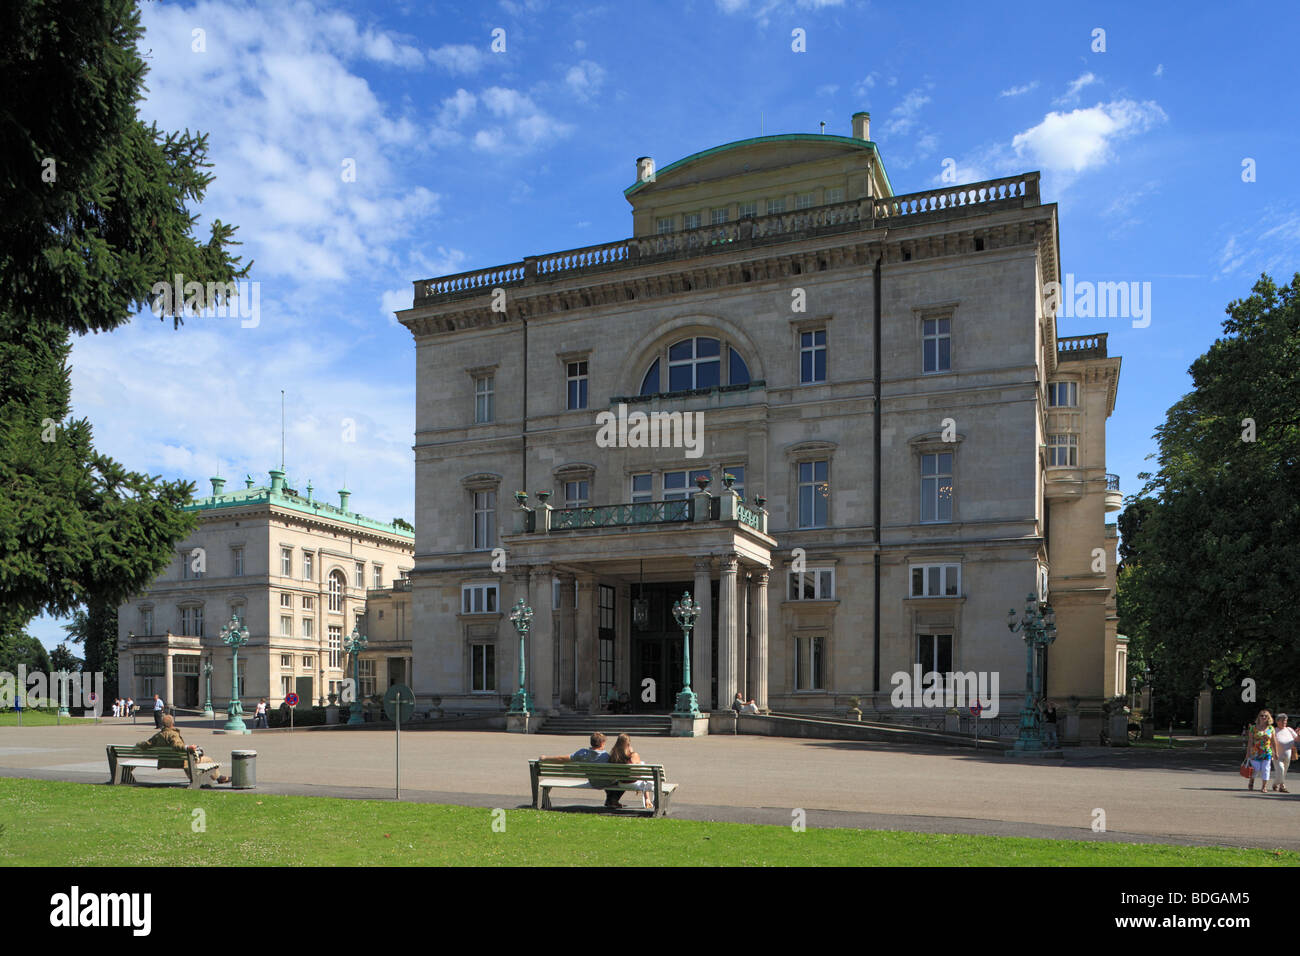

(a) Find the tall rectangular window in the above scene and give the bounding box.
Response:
[328,627,342,669]
[471,644,496,692]
[474,375,494,423]
[800,329,827,384]
[140,608,154,635]
[302,595,313,610]
[798,460,829,528]
[920,453,954,523]
[630,473,653,503]
[280,654,292,668]
[1047,381,1078,407]
[917,634,954,674]
[683,212,701,230]
[795,192,815,210]
[302,618,313,639]
[663,469,711,501]
[355,561,365,588]
[767,197,786,214]
[738,200,757,218]
[302,552,313,581]
[180,606,204,637]
[710,207,729,225]
[373,565,383,589]
[564,480,589,508]
[1047,434,1079,467]
[280,615,293,637]
[473,491,496,549]
[280,592,292,609]
[795,636,824,690]
[232,548,244,577]
[281,548,292,577]
[358,659,376,698]
[598,585,616,703]
[566,360,588,410]
[656,216,673,234]
[923,317,952,373]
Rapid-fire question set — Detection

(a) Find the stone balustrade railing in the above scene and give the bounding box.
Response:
[414,172,1044,304]
[1057,333,1108,358]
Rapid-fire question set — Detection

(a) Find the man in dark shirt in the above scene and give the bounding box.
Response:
[138,715,230,785]
[542,732,621,807]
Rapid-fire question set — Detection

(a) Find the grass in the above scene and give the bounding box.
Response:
[0,710,99,727]
[0,778,1294,867]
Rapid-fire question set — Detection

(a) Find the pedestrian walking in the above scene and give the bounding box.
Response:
[254,698,268,729]
[152,694,165,729]
[1244,709,1275,793]
[1272,713,1296,793]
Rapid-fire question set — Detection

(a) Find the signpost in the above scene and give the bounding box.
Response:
[384,684,415,800]
[970,702,983,750]
[286,692,299,733]
[14,697,21,728]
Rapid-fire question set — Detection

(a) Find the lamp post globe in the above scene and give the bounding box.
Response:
[344,625,369,725]
[670,591,701,717]
[220,614,251,734]
[1008,593,1057,751]
[507,600,534,715]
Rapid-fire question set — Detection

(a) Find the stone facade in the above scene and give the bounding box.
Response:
[117,471,413,710]
[397,112,1121,740]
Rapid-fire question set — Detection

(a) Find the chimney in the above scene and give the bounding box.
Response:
[244,474,255,489]
[852,111,871,141]
[269,469,285,494]
[338,488,351,512]
[636,156,655,184]
[210,476,226,497]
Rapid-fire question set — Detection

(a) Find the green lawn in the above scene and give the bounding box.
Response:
[0,778,1293,866]
[0,710,99,727]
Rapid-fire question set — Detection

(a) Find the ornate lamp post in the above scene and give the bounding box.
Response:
[670,591,701,717]
[1007,592,1056,751]
[507,600,534,714]
[344,624,369,725]
[202,658,214,718]
[220,614,250,734]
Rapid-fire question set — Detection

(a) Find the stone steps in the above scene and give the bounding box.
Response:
[536,714,674,737]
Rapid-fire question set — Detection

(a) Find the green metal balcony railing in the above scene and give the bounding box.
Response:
[549,499,693,530]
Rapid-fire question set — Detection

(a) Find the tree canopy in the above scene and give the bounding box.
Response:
[1119,273,1300,709]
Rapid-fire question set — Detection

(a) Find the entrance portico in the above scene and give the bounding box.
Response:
[499,489,775,716]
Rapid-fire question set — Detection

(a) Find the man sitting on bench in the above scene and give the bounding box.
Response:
[541,732,623,808]
[139,715,231,785]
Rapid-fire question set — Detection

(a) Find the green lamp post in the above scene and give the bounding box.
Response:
[670,591,701,717]
[1008,592,1057,751]
[344,624,369,725]
[202,658,214,718]
[220,614,250,734]
[507,600,534,714]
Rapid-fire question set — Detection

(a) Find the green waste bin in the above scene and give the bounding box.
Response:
[231,750,257,789]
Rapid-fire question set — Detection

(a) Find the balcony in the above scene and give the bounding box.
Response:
[1058,334,1108,361]
[413,174,1042,306]
[515,494,768,535]
[1105,473,1122,513]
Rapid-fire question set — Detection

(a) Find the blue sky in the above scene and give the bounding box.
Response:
[31,0,1300,649]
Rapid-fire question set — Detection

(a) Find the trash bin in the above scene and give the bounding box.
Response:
[231,750,257,789]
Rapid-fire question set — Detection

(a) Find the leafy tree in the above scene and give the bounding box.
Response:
[1119,274,1300,713]
[49,643,82,672]
[0,628,52,676]
[392,517,414,532]
[0,0,246,631]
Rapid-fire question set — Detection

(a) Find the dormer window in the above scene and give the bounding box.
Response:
[639,336,751,396]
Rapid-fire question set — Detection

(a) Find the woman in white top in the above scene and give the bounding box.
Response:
[1272,712,1297,793]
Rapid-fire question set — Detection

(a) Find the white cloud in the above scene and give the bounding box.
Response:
[565,60,606,102]
[816,83,839,97]
[1053,71,1099,105]
[1153,64,1164,77]
[882,89,931,136]
[715,0,844,26]
[429,43,490,74]
[1215,208,1300,280]
[999,81,1038,98]
[1011,100,1166,174]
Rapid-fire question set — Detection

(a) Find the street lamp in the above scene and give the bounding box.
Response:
[507,600,534,714]
[1007,592,1057,751]
[202,658,214,718]
[220,614,250,734]
[670,591,701,717]
[344,625,369,725]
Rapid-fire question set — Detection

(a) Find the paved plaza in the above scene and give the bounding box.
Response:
[2,717,1295,853]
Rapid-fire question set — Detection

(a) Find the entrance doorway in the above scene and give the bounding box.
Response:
[630,582,689,713]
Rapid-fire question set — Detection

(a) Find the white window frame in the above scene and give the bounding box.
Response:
[328,627,342,669]
[662,469,711,502]
[302,618,313,639]
[682,211,701,230]
[280,615,293,637]
[280,592,292,609]
[566,360,588,411]
[1047,381,1078,407]
[302,551,313,581]
[910,563,961,598]
[656,216,674,234]
[462,582,500,615]
[920,453,954,523]
[922,316,952,373]
[795,192,815,210]
[825,186,845,204]
[232,548,244,577]
[373,565,383,590]
[302,595,313,610]
[789,568,835,601]
[280,654,292,668]
[710,207,729,225]
[800,328,827,384]
[472,491,496,550]
[767,197,786,214]
[354,561,365,588]
[564,480,589,509]
[281,547,292,577]
[797,460,830,529]
[303,655,314,669]
[738,200,757,219]
[630,473,653,503]
[474,375,495,424]
[328,571,346,612]
[1047,434,1078,467]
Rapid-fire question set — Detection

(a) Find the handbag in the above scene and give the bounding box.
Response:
[1239,761,1253,778]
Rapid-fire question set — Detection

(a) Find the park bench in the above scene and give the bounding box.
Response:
[528,759,677,818]
[106,745,219,789]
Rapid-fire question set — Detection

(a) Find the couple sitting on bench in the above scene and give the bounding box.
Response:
[139,715,231,785]
[543,732,655,809]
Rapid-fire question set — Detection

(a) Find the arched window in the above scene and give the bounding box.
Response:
[638,336,751,395]
[328,570,346,612]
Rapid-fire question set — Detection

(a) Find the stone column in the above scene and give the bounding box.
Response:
[529,566,555,715]
[558,572,576,707]
[164,651,175,714]
[751,571,769,710]
[575,575,597,712]
[693,558,713,710]
[737,571,749,698]
[717,553,739,709]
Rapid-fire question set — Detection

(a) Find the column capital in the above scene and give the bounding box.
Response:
[527,563,554,581]
[753,570,769,587]
[719,552,739,573]
[694,556,714,573]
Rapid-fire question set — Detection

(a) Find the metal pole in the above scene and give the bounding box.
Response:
[395,694,402,800]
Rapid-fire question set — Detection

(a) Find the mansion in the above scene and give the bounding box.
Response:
[117,470,414,710]
[397,112,1123,738]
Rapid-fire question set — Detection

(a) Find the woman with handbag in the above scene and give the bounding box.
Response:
[1244,710,1276,793]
